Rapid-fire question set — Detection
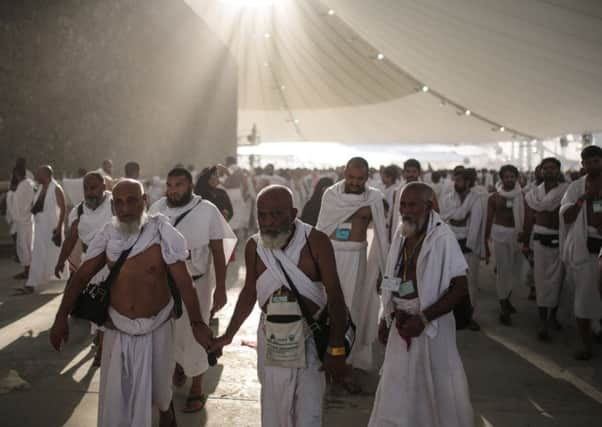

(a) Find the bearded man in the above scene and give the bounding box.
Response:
[149,167,236,412]
[316,157,388,375]
[369,183,473,427]
[211,185,347,427]
[50,179,212,427]
[54,171,113,365]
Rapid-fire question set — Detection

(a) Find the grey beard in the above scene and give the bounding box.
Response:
[85,194,106,210]
[400,216,425,238]
[114,212,147,236]
[259,229,293,250]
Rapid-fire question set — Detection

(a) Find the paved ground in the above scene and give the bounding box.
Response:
[0,247,601,426]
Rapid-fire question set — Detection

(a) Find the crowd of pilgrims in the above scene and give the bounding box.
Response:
[3,146,602,426]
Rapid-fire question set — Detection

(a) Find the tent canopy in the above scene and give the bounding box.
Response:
[187,0,602,144]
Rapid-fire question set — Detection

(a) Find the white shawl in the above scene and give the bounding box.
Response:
[525,182,568,212]
[254,219,327,309]
[496,182,525,232]
[68,192,113,246]
[149,196,237,271]
[316,180,388,272]
[439,189,485,256]
[559,176,589,267]
[381,212,468,339]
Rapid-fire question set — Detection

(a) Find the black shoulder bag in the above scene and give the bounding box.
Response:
[71,227,144,326]
[275,235,356,362]
[167,199,203,319]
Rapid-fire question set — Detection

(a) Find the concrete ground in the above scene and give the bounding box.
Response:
[0,247,601,427]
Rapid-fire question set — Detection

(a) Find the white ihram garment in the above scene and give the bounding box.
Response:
[83,214,189,427]
[559,176,602,319]
[254,219,327,427]
[316,180,389,371]
[370,212,473,427]
[9,178,35,266]
[149,196,237,377]
[26,180,67,288]
[525,183,568,309]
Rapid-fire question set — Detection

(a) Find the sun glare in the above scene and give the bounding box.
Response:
[220,0,280,8]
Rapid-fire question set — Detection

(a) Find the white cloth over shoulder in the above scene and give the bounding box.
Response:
[560,176,589,267]
[148,196,236,276]
[68,192,113,246]
[26,180,67,288]
[254,218,326,427]
[525,182,568,212]
[496,182,525,233]
[62,178,84,206]
[382,211,468,337]
[440,189,486,256]
[83,213,188,264]
[371,211,473,427]
[9,179,35,266]
[254,219,326,309]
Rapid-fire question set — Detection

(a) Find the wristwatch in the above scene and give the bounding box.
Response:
[326,346,346,357]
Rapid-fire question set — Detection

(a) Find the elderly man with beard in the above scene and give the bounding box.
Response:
[149,167,236,413]
[485,164,526,326]
[561,146,602,360]
[370,183,473,427]
[50,179,212,427]
[521,158,568,341]
[440,168,486,331]
[211,185,348,427]
[54,171,113,366]
[316,157,388,380]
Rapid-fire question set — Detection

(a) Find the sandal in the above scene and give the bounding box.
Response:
[182,394,207,413]
[159,401,177,427]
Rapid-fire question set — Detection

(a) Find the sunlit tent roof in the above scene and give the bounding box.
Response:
[187,0,602,145]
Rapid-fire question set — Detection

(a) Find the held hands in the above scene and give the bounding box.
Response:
[208,334,233,354]
[49,315,69,352]
[378,318,390,345]
[192,322,214,350]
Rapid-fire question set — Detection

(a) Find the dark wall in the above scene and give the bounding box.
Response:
[0,0,237,177]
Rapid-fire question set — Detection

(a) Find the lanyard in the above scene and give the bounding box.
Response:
[394,233,426,281]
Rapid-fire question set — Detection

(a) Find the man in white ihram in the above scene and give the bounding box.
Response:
[50,179,212,427]
[370,182,473,427]
[7,166,35,280]
[20,165,68,293]
[316,157,388,377]
[149,167,236,412]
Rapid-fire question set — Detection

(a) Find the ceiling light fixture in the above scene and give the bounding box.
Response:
[421,85,429,92]
[464,110,471,116]
[376,53,384,60]
[328,9,335,15]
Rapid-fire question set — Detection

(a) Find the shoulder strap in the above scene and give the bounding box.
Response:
[173,199,202,227]
[275,258,320,331]
[77,202,85,219]
[104,226,145,289]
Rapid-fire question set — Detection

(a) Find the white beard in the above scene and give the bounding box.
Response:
[114,212,147,236]
[400,216,425,238]
[259,229,293,250]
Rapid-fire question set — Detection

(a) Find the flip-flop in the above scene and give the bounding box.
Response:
[182,394,207,413]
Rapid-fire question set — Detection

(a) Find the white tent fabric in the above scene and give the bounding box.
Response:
[186,0,602,144]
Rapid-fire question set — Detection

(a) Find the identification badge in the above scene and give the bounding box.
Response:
[505,199,514,209]
[382,276,402,292]
[398,280,416,297]
[271,295,289,304]
[335,222,352,241]
[593,200,602,213]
